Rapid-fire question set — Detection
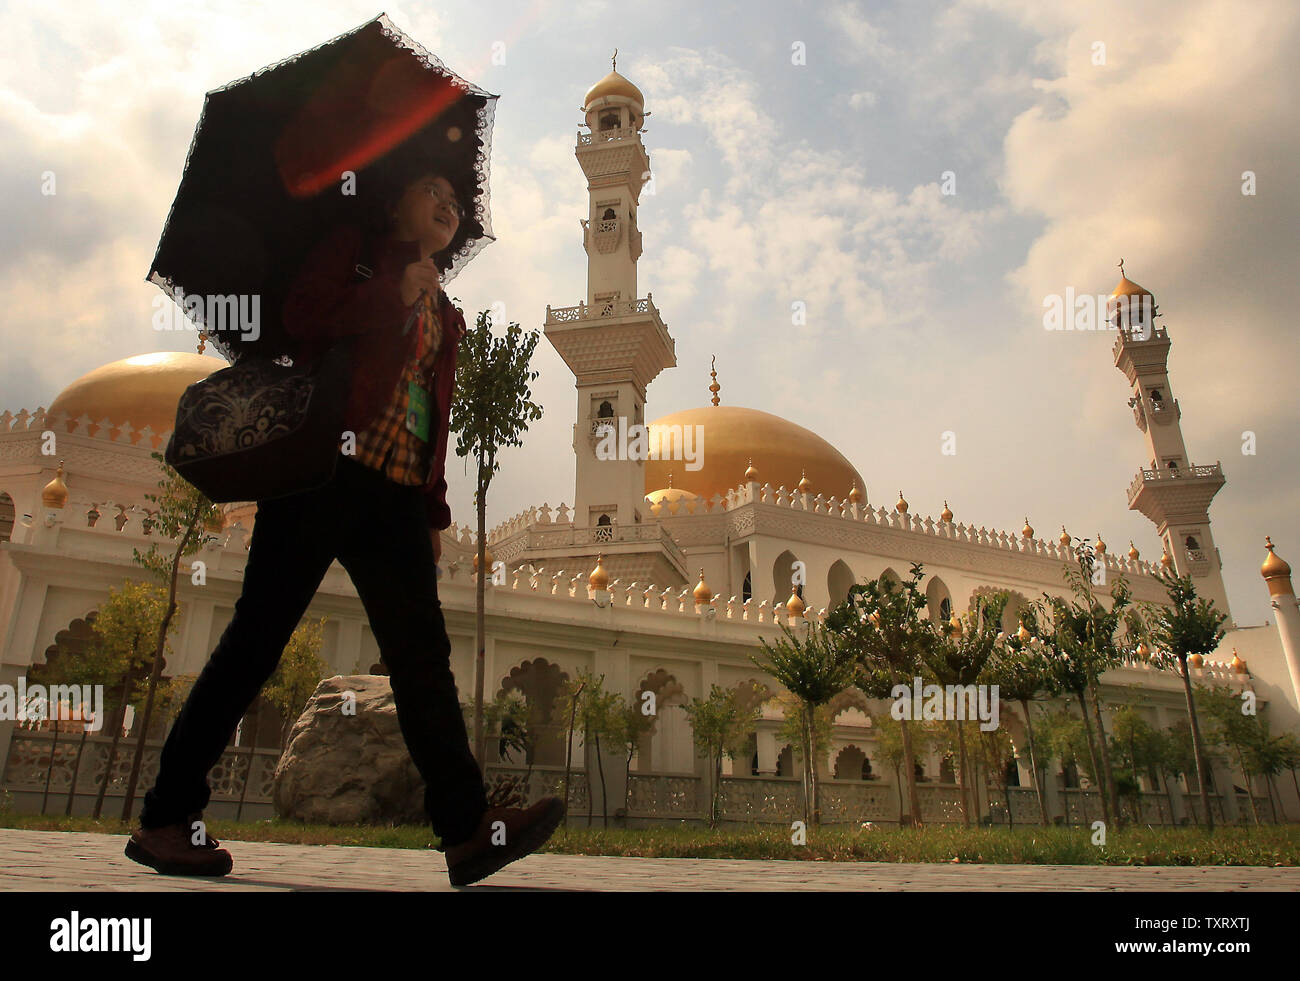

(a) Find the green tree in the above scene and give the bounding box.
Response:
[920,590,1010,827]
[263,617,329,749]
[450,308,543,765]
[683,684,763,828]
[825,564,937,827]
[984,612,1060,825]
[1139,571,1228,830]
[1197,683,1281,825]
[605,693,657,821]
[753,618,858,826]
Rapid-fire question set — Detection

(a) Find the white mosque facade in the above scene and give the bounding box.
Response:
[3,67,1299,826]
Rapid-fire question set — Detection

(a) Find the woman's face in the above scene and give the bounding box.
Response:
[392,173,461,253]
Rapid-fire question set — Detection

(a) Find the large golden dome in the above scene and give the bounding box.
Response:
[644,405,866,504]
[47,352,227,434]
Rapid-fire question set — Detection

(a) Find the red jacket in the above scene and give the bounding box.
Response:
[281,224,465,530]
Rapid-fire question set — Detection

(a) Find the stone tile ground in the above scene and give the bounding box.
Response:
[1,829,1295,891]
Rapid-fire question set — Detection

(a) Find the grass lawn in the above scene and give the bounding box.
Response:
[2,812,1297,866]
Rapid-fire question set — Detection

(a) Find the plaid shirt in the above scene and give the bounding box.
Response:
[353,291,444,485]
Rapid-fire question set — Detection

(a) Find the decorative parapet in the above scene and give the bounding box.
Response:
[577,125,638,147]
[0,408,172,451]
[1126,462,1224,505]
[545,295,665,326]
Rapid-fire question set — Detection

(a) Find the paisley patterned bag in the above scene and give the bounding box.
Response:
[164,343,352,502]
[164,232,374,502]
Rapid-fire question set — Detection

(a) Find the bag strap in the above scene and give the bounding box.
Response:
[352,227,375,282]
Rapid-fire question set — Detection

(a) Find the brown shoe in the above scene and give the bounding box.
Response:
[445,796,565,886]
[124,813,233,876]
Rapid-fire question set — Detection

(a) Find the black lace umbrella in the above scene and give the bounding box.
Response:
[147,14,497,361]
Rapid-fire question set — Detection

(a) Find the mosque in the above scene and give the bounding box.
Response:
[2,65,1298,826]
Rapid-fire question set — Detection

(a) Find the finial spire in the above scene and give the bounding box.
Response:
[709,355,720,406]
[612,48,618,71]
[1118,257,1126,277]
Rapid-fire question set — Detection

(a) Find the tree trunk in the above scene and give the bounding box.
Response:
[65,723,91,816]
[1087,681,1122,826]
[236,704,260,823]
[1233,747,1261,825]
[561,685,581,828]
[41,714,60,816]
[472,471,488,765]
[893,762,904,824]
[1178,657,1214,831]
[807,703,821,826]
[1160,767,1177,826]
[889,663,924,827]
[94,674,132,819]
[1019,700,1049,826]
[1075,691,1111,828]
[594,731,608,828]
[955,721,971,828]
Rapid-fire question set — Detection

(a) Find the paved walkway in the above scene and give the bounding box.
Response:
[1,829,1295,891]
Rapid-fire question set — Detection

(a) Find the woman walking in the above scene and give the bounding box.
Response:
[126,157,563,887]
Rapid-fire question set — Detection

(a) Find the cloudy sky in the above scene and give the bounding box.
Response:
[3,0,1297,626]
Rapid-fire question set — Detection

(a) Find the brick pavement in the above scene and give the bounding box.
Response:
[1,829,1295,891]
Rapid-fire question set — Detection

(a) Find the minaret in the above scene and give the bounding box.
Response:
[544,53,675,530]
[1262,538,1300,712]
[1111,261,1230,616]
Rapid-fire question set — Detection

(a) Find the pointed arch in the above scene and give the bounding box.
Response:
[827,559,855,611]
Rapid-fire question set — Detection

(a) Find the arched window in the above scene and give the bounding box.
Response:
[1185,535,1200,550]
[939,596,952,621]
[0,492,14,543]
[597,513,611,526]
[600,112,619,130]
[597,400,614,418]
[601,207,616,220]
[742,571,752,603]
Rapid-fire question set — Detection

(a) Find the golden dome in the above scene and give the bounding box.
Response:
[1059,526,1071,547]
[583,70,644,109]
[940,501,952,523]
[1188,652,1204,669]
[1110,270,1153,301]
[692,569,712,604]
[1160,549,1173,569]
[1017,623,1031,643]
[646,487,701,508]
[744,459,758,481]
[1136,641,1150,659]
[1230,649,1247,674]
[948,615,964,639]
[472,547,495,573]
[1022,517,1034,540]
[849,482,863,504]
[787,588,806,617]
[896,491,908,514]
[1095,534,1107,555]
[796,471,812,494]
[1128,541,1140,561]
[589,553,609,591]
[41,462,68,509]
[1261,536,1292,586]
[47,352,227,435]
[644,405,865,504]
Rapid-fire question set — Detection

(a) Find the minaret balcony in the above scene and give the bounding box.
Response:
[577,125,638,147]
[1126,461,1225,514]
[544,295,676,390]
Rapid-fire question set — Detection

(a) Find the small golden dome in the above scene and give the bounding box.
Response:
[41,462,69,509]
[472,547,495,573]
[1261,537,1291,579]
[1160,549,1173,569]
[1128,541,1140,561]
[583,69,645,109]
[1188,652,1204,669]
[895,491,908,514]
[1022,517,1034,540]
[645,487,701,507]
[1017,623,1031,644]
[693,569,712,603]
[744,458,758,481]
[1110,266,1153,302]
[1059,526,1071,547]
[589,553,609,590]
[948,615,964,639]
[1136,641,1150,659]
[848,482,862,504]
[867,610,881,628]
[797,470,812,494]
[1230,649,1247,674]
[940,501,953,523]
[787,589,806,617]
[1095,534,1107,555]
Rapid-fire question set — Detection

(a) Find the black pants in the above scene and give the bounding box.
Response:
[139,457,488,848]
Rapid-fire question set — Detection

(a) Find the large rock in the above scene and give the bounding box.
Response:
[272,675,427,825]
